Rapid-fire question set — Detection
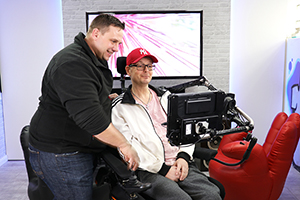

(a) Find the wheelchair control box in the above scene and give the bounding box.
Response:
[167,90,227,146]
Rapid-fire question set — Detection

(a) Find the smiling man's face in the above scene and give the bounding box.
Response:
[93,25,124,61]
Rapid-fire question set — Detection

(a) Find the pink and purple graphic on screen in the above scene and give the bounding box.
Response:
[87,12,202,78]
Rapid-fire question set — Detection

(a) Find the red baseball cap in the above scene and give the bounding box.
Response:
[126,48,158,66]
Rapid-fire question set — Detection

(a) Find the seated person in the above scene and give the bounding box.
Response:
[111,48,222,200]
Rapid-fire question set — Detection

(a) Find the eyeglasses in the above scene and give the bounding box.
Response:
[129,64,156,71]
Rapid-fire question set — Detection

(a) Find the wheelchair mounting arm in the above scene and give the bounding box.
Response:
[165,76,256,167]
[166,76,217,93]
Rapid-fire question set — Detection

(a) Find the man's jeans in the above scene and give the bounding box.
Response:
[28,144,95,200]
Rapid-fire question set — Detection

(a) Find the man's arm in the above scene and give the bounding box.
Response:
[94,123,140,171]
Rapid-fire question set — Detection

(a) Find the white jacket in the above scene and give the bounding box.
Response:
[111,85,194,174]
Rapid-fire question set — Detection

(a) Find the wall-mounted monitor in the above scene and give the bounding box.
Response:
[86,10,203,79]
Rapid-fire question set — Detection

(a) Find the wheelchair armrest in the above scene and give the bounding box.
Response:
[193,147,218,161]
[100,148,132,180]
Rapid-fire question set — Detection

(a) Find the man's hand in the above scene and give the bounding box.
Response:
[94,123,140,171]
[165,166,180,182]
[174,158,189,181]
[118,142,140,171]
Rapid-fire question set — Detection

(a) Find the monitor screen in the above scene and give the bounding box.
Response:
[86,11,203,79]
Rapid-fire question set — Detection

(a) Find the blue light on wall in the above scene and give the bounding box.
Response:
[284,38,300,171]
[286,58,300,114]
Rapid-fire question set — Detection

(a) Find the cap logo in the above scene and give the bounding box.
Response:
[139,49,148,55]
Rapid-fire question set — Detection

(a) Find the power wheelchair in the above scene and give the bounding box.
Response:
[20,57,257,200]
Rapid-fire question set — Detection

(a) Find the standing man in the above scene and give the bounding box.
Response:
[111,48,222,200]
[28,14,139,200]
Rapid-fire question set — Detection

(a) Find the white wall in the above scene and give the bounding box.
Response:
[0,0,64,159]
[230,0,289,144]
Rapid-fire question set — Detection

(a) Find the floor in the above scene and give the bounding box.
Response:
[0,160,299,200]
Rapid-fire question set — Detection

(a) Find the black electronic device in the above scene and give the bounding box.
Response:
[167,90,226,146]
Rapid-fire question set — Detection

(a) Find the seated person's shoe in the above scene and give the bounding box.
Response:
[120,174,151,194]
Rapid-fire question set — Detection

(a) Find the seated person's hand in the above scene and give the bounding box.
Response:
[165,166,180,182]
[174,158,189,181]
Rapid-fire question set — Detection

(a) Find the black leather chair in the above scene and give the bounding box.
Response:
[20,125,55,200]
[21,125,224,200]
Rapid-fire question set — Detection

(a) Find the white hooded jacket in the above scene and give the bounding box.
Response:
[111,85,194,175]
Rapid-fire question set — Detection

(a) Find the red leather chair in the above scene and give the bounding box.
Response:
[209,112,300,200]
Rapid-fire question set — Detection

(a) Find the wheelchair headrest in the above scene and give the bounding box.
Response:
[117,57,127,76]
